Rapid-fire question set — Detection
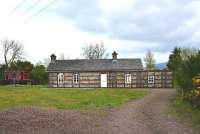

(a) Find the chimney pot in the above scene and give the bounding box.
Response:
[50,54,56,63]
[112,51,118,60]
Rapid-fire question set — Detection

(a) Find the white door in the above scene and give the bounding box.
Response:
[101,74,107,87]
[58,73,64,87]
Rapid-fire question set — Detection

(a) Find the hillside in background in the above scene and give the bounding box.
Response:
[155,63,167,70]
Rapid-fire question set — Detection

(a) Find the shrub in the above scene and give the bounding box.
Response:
[30,65,48,85]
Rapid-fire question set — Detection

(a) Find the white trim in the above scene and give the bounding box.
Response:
[101,74,107,87]
[125,74,131,84]
[73,73,79,84]
[148,75,155,84]
[58,73,64,86]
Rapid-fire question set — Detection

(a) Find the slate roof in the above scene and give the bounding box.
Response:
[47,58,143,72]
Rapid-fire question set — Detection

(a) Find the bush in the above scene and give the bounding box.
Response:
[30,65,48,85]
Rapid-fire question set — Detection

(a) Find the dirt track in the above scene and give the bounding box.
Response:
[0,89,198,134]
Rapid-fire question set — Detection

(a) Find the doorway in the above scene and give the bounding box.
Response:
[101,74,107,87]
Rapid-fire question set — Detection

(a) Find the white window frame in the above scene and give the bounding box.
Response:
[58,73,64,85]
[125,74,131,84]
[73,73,79,84]
[148,75,155,84]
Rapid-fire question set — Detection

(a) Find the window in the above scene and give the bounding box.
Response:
[58,73,64,84]
[125,74,131,84]
[148,76,155,84]
[73,73,79,83]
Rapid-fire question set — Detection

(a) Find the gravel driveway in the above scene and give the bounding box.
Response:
[0,89,199,134]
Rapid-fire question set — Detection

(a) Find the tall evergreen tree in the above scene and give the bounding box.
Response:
[167,47,182,72]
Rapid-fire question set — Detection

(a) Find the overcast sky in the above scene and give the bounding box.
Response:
[0,0,200,64]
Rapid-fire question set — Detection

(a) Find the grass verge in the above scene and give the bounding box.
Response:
[171,96,200,128]
[0,86,148,110]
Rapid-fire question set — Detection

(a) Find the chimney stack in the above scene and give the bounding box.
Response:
[50,54,56,63]
[112,51,118,60]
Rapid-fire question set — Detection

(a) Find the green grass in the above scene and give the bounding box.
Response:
[171,96,200,128]
[0,86,148,110]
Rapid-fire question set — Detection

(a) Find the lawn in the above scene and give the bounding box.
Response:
[0,86,148,110]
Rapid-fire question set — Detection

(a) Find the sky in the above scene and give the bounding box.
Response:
[0,0,200,64]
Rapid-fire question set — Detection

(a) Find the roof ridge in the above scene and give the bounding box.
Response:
[56,58,141,61]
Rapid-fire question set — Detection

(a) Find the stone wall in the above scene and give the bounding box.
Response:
[48,70,173,88]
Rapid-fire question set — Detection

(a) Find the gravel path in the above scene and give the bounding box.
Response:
[0,89,199,134]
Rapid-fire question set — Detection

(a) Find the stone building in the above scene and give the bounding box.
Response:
[47,51,173,88]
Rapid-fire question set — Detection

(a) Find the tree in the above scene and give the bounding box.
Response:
[168,47,200,101]
[176,52,200,100]
[81,41,108,59]
[31,64,48,84]
[167,47,182,72]
[180,47,199,61]
[167,47,199,87]
[168,48,199,71]
[0,65,6,80]
[9,60,33,72]
[144,50,156,70]
[1,39,24,68]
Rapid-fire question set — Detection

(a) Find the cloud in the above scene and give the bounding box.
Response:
[53,0,200,52]
[103,0,196,43]
[53,0,105,34]
[0,0,200,64]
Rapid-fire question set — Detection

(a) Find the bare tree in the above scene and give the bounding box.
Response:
[1,39,24,68]
[144,50,156,70]
[81,41,108,59]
